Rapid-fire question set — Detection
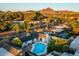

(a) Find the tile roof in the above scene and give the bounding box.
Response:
[38,33,48,39]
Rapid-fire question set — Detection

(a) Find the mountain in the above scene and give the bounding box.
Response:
[39,7,79,18]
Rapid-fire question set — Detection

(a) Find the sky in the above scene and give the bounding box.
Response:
[0,3,79,11]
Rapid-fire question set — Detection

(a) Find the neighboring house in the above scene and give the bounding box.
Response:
[69,36,79,49]
[0,47,13,56]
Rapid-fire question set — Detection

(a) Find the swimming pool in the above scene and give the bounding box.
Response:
[31,42,47,55]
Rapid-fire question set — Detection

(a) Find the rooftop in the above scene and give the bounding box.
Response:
[38,33,48,39]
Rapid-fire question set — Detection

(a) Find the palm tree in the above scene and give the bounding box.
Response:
[12,37,22,47]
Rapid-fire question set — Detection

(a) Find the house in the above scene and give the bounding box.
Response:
[38,33,49,43]
[69,36,79,49]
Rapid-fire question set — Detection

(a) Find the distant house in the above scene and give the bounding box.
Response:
[69,36,79,49]
[29,21,39,24]
[0,47,13,56]
[34,28,43,32]
[12,21,24,24]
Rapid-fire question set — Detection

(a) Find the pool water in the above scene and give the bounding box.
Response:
[31,42,47,55]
